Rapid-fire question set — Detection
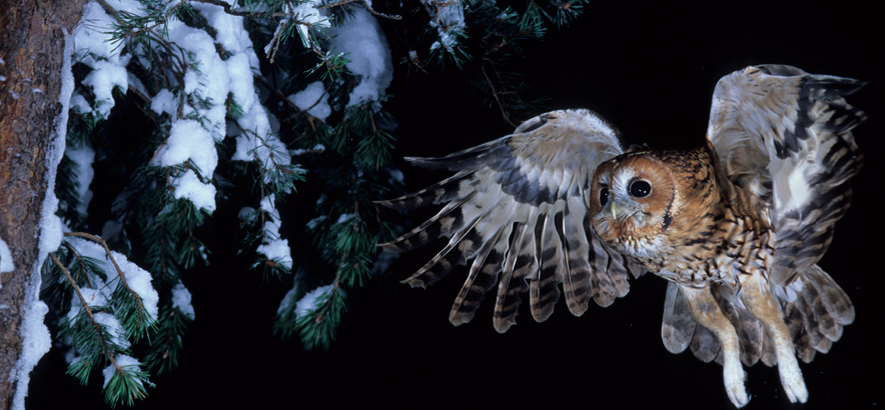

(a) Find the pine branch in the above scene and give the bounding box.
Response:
[64,232,150,331]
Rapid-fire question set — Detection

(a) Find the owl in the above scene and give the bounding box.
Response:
[377,65,864,407]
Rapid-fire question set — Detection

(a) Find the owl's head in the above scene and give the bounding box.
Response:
[589,147,718,259]
[589,152,677,253]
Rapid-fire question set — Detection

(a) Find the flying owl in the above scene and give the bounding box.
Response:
[377,65,864,407]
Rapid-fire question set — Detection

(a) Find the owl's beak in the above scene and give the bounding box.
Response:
[609,202,620,220]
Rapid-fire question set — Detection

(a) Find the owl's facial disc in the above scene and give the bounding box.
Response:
[590,154,676,246]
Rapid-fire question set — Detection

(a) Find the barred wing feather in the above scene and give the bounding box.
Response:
[378,109,644,333]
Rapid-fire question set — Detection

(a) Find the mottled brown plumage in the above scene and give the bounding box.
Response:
[378,65,864,407]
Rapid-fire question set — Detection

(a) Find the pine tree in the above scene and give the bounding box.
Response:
[27,0,592,406]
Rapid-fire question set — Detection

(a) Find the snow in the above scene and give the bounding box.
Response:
[110,249,160,320]
[277,285,299,315]
[290,144,326,156]
[306,215,328,230]
[171,169,217,212]
[65,144,96,216]
[150,89,177,116]
[101,355,144,388]
[69,93,91,114]
[335,213,357,225]
[388,168,404,185]
[0,237,12,275]
[80,59,129,118]
[171,283,195,320]
[372,249,398,275]
[327,8,393,107]
[155,119,218,212]
[66,287,109,320]
[255,195,293,269]
[295,284,334,318]
[63,237,160,322]
[289,82,331,121]
[423,0,466,52]
[11,23,78,410]
[268,0,330,50]
[238,207,256,223]
[93,312,130,350]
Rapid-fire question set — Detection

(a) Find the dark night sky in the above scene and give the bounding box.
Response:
[28,1,884,409]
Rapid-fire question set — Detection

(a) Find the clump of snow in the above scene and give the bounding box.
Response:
[101,355,144,388]
[277,280,300,315]
[154,119,218,212]
[0,237,12,275]
[238,206,256,223]
[63,237,160,322]
[295,284,334,318]
[289,82,331,121]
[69,93,91,114]
[110,249,160,320]
[93,312,130,350]
[170,169,217,213]
[65,144,96,216]
[327,8,393,107]
[290,144,326,156]
[159,119,217,176]
[171,283,195,319]
[150,89,177,116]
[335,213,357,225]
[372,249,399,275]
[306,215,328,230]
[80,59,129,118]
[422,0,466,53]
[387,167,404,186]
[254,195,293,269]
[66,287,109,321]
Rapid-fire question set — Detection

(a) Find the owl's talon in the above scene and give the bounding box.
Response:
[780,366,808,403]
[723,360,750,407]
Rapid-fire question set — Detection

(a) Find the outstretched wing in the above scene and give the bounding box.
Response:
[378,109,644,333]
[678,64,864,362]
[706,64,865,287]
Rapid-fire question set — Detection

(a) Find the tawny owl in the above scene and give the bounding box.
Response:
[378,65,864,407]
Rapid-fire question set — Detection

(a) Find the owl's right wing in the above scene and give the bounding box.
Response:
[378,109,644,333]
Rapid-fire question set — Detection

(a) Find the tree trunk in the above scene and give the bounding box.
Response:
[0,0,88,408]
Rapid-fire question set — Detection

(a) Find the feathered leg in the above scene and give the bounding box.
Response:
[740,273,809,404]
[680,285,749,408]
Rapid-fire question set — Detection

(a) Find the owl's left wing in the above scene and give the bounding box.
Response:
[378,109,644,333]
[706,64,866,285]
[698,64,864,362]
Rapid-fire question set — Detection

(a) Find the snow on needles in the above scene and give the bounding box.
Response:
[421,0,466,53]
[102,355,144,388]
[295,284,335,319]
[327,8,393,108]
[289,81,331,122]
[255,194,293,270]
[171,283,195,320]
[64,236,160,321]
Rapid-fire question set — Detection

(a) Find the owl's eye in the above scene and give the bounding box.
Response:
[599,187,610,206]
[629,180,652,198]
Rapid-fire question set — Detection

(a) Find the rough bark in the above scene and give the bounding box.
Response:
[0,0,88,408]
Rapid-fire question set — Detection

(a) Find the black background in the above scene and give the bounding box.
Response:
[28,1,883,409]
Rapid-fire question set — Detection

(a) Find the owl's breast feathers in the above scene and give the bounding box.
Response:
[606,144,773,287]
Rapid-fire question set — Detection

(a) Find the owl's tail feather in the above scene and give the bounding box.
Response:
[780,264,854,363]
[663,263,854,367]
